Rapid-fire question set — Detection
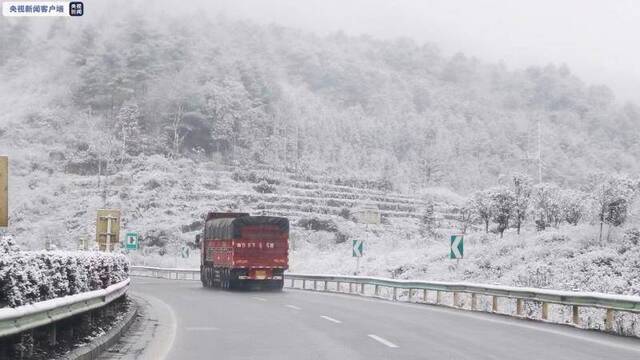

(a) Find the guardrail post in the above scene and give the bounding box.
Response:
[360,283,364,294]
[516,299,524,316]
[79,312,92,334]
[436,290,442,305]
[423,289,427,303]
[324,280,328,291]
[349,283,353,293]
[302,279,306,289]
[374,284,380,296]
[105,302,114,318]
[471,293,477,310]
[337,281,341,292]
[572,305,579,326]
[48,325,57,346]
[408,289,413,302]
[393,287,398,301]
[453,292,459,307]
[605,309,615,332]
[541,302,549,320]
[313,280,317,290]
[492,296,498,313]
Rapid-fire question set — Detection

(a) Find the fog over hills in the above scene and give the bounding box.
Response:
[1,10,638,194]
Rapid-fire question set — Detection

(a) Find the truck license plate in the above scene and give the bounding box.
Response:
[255,270,266,279]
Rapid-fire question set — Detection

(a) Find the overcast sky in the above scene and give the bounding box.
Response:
[200,0,640,105]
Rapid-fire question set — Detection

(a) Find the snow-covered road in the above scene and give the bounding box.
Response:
[119,277,640,360]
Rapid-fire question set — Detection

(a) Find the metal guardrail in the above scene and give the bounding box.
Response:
[130,266,201,281]
[285,273,640,332]
[0,278,130,338]
[130,266,640,333]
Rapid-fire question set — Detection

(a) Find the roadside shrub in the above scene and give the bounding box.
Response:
[623,228,640,245]
[335,231,349,244]
[297,217,338,232]
[338,207,352,220]
[145,179,162,190]
[233,171,281,185]
[0,236,17,254]
[326,199,343,207]
[253,180,276,194]
[0,250,129,308]
[181,220,203,233]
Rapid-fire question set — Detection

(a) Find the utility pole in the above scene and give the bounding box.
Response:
[519,115,543,183]
[0,156,7,228]
[537,117,542,184]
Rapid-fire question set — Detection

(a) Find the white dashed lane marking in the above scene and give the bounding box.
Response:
[320,315,342,324]
[286,304,301,310]
[368,334,399,348]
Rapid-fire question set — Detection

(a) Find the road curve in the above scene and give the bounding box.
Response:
[129,277,640,360]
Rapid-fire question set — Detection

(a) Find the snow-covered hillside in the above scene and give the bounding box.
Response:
[1,4,639,325]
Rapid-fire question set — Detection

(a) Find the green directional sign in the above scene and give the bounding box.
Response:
[125,232,139,250]
[449,235,463,259]
[352,239,364,257]
[181,245,190,258]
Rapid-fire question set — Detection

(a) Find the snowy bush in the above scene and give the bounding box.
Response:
[0,236,17,254]
[296,217,338,232]
[253,180,276,194]
[338,207,352,220]
[0,250,129,308]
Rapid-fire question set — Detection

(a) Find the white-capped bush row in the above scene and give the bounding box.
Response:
[0,238,128,308]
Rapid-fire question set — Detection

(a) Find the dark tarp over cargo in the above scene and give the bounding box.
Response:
[205,216,289,240]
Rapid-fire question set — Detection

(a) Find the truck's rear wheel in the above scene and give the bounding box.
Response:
[203,267,211,288]
[201,266,207,287]
[222,268,229,289]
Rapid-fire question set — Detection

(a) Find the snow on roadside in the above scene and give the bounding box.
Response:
[0,236,129,308]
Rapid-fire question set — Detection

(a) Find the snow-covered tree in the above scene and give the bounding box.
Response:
[532,183,561,230]
[511,173,532,234]
[592,176,638,241]
[456,199,475,234]
[559,189,586,226]
[116,100,141,163]
[419,200,436,235]
[490,186,515,238]
[471,190,493,233]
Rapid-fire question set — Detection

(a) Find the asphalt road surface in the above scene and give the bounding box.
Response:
[123,277,640,360]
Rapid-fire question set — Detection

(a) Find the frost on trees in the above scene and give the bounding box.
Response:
[0,239,129,308]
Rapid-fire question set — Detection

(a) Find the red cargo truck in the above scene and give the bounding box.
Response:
[196,212,289,290]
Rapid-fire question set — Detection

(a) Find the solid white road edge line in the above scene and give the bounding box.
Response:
[252,296,267,301]
[286,304,301,310]
[368,334,399,348]
[131,291,178,360]
[320,315,342,323]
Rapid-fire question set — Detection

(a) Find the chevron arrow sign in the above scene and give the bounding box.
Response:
[449,235,464,259]
[352,240,364,257]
